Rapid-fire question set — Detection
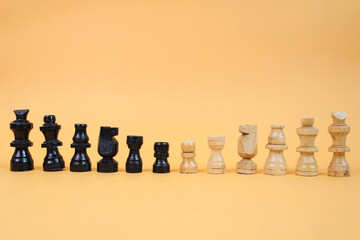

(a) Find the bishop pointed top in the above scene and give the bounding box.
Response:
[14,109,29,121]
[331,112,347,125]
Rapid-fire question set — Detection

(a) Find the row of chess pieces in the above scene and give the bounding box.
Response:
[9,110,351,177]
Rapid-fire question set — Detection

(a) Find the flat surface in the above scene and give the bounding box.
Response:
[0,0,360,239]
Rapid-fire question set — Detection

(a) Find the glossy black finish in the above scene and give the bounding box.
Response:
[70,124,91,172]
[40,115,65,171]
[153,142,170,173]
[126,136,143,173]
[97,127,118,173]
[10,109,34,171]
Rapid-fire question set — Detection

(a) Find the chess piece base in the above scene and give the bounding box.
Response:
[70,162,91,172]
[97,159,118,173]
[295,170,318,177]
[207,168,225,174]
[126,164,142,173]
[180,169,198,174]
[153,166,170,173]
[10,148,34,172]
[236,158,256,174]
[43,162,64,171]
[328,152,350,177]
[264,169,287,176]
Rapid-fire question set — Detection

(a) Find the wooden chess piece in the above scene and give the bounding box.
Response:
[70,124,91,172]
[180,141,198,174]
[236,125,257,174]
[126,136,143,173]
[328,112,351,177]
[153,142,170,173]
[40,115,65,171]
[264,125,287,176]
[295,117,318,176]
[97,127,119,173]
[10,109,34,171]
[207,135,226,174]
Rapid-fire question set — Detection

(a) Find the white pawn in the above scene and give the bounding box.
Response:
[207,135,225,174]
[264,125,288,176]
[180,141,198,174]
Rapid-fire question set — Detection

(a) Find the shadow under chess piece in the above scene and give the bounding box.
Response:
[153,142,170,173]
[264,125,288,176]
[328,112,351,177]
[236,125,257,174]
[97,127,119,173]
[180,141,198,174]
[126,136,143,173]
[70,124,91,172]
[40,115,65,171]
[295,117,318,177]
[10,109,34,171]
[207,135,226,174]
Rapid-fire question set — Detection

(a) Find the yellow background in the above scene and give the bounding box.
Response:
[0,0,360,239]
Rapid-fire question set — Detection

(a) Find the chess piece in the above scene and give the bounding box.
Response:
[295,117,318,176]
[207,135,226,174]
[236,125,257,174]
[126,136,143,173]
[10,109,34,171]
[328,112,351,177]
[97,127,119,173]
[180,141,198,174]
[264,125,288,176]
[153,142,170,173]
[40,115,65,171]
[70,124,91,172]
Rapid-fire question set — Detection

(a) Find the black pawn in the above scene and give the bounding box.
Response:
[126,136,143,173]
[10,109,34,171]
[70,124,91,172]
[40,115,65,171]
[153,142,170,173]
[97,127,119,173]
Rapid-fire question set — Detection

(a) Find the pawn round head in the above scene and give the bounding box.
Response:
[44,115,56,124]
[181,141,195,153]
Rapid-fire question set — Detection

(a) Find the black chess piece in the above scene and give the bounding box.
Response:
[153,142,170,173]
[97,127,119,173]
[10,109,34,171]
[70,124,91,172]
[126,136,143,173]
[40,115,65,171]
